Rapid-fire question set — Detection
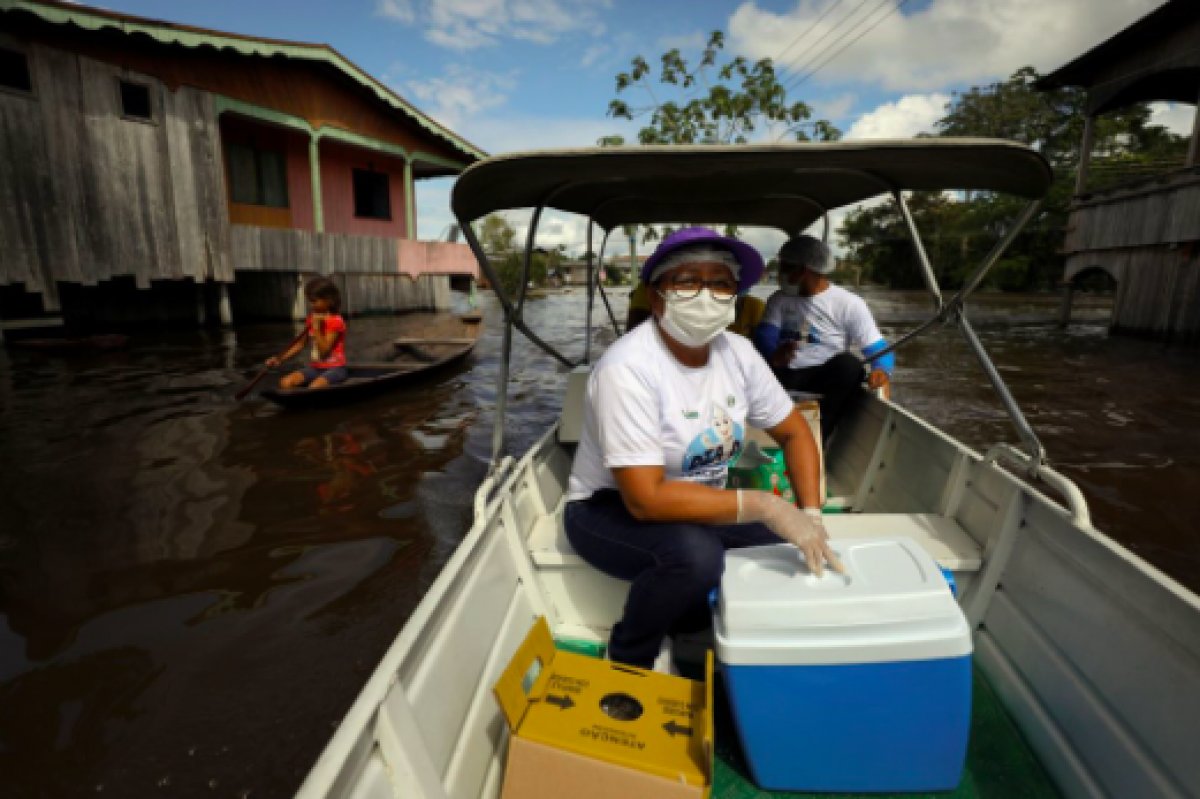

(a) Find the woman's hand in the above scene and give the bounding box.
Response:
[737,490,843,576]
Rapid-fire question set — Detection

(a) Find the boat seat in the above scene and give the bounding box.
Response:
[558,365,590,444]
[529,501,983,572]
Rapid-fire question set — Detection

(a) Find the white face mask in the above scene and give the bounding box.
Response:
[656,289,736,348]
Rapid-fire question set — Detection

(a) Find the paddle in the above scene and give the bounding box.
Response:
[235,325,310,401]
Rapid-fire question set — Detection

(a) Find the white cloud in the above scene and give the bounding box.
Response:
[464,114,634,154]
[817,92,855,122]
[580,43,606,68]
[415,113,638,249]
[375,0,415,24]
[403,64,519,130]
[1149,102,1196,137]
[845,93,949,139]
[380,0,609,51]
[729,0,1163,92]
[656,31,707,53]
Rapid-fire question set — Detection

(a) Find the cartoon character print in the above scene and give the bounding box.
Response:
[681,404,744,487]
[782,306,822,347]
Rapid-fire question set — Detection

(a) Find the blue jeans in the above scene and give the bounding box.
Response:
[300,365,349,385]
[564,489,779,668]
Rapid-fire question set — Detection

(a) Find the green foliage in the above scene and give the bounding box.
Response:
[605,30,840,146]
[492,251,549,298]
[477,213,517,255]
[838,66,1190,292]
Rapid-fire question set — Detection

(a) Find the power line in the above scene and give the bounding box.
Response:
[783,0,901,94]
[774,0,912,142]
[770,0,848,67]
[777,0,889,86]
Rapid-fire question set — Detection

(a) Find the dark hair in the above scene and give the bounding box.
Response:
[305,276,341,312]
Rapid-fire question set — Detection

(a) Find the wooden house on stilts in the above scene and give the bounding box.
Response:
[1039,0,1200,344]
[0,0,485,332]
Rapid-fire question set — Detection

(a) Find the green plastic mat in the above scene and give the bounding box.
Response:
[712,667,1061,799]
[554,637,606,659]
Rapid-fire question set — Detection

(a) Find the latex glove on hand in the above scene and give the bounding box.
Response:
[737,490,845,577]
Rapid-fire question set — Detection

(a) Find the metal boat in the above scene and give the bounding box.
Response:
[296,142,1200,798]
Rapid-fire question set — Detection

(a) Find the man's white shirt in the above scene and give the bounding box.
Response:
[761,285,882,370]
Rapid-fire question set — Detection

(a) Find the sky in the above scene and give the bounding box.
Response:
[84,0,1192,258]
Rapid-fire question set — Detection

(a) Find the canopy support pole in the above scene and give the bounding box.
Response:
[893,190,943,311]
[457,194,578,472]
[865,199,1048,467]
[584,222,595,363]
[1188,89,1200,167]
[1076,115,1096,194]
[958,309,1045,464]
[593,228,621,337]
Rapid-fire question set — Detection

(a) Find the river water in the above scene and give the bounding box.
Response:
[1,288,1196,798]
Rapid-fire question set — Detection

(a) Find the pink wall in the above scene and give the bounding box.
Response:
[318,140,408,238]
[285,136,315,231]
[397,240,478,279]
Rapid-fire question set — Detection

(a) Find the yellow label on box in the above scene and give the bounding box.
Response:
[495,618,711,788]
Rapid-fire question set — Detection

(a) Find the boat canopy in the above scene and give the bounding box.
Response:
[451,140,1052,232]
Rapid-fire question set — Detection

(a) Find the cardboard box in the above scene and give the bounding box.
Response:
[494,617,713,799]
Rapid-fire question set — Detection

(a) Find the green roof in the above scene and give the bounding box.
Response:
[0,0,487,164]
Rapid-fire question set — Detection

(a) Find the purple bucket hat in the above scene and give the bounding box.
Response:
[640,226,765,294]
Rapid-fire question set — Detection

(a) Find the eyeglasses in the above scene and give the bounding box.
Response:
[660,274,738,302]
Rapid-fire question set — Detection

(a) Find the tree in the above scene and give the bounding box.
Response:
[476,213,517,255]
[493,251,549,298]
[604,30,840,146]
[839,66,1189,292]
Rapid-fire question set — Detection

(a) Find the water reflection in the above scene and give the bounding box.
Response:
[0,288,1197,797]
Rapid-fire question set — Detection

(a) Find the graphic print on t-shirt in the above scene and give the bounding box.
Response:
[681,403,744,487]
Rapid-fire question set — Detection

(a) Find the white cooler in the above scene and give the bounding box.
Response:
[713,537,973,793]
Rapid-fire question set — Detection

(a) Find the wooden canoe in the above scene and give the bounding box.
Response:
[260,319,481,409]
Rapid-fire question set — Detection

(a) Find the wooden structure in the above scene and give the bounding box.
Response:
[1038,0,1200,343]
[0,0,484,328]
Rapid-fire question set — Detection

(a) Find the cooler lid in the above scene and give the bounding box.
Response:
[714,538,972,665]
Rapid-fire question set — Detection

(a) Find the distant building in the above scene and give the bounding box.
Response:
[606,253,647,285]
[1038,0,1200,343]
[0,0,485,329]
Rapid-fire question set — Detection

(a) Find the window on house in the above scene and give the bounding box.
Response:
[0,48,33,94]
[119,80,152,120]
[353,169,391,220]
[226,142,289,208]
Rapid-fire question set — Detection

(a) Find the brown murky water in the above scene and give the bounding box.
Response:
[0,289,1196,798]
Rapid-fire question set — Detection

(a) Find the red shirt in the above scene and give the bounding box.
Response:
[307,314,347,368]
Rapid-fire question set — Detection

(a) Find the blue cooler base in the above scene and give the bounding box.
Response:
[723,656,971,793]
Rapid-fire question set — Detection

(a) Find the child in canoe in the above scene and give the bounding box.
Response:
[267,277,348,389]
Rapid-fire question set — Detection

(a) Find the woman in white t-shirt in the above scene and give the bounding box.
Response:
[564,226,841,669]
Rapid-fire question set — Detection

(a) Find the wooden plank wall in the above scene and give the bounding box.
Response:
[0,43,230,310]
[1061,170,1200,343]
[1065,247,1199,343]
[230,225,450,313]
[1064,171,1200,253]
[230,226,398,274]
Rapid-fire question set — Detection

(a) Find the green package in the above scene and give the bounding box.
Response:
[726,441,796,504]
